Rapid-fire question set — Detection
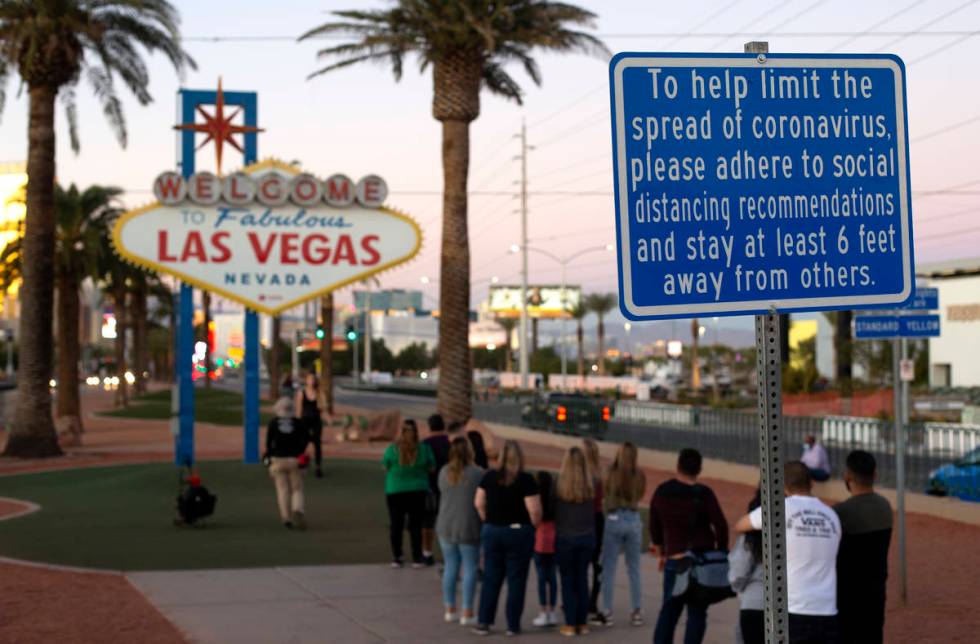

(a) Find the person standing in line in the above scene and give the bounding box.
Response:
[735,462,842,644]
[834,450,892,644]
[650,448,729,644]
[597,442,647,628]
[264,397,313,529]
[582,438,605,621]
[466,425,490,469]
[801,434,831,482]
[531,470,559,629]
[422,413,451,566]
[728,489,764,644]
[473,440,542,637]
[436,436,485,626]
[555,446,598,637]
[382,419,435,569]
[294,372,327,478]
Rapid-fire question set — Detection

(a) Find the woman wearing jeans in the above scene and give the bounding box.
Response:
[382,420,435,568]
[599,442,647,627]
[473,440,542,636]
[435,437,484,626]
[555,446,597,636]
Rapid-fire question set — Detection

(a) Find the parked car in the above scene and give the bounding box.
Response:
[521,392,611,437]
[927,446,980,501]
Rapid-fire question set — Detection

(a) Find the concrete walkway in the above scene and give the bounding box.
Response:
[128,559,739,644]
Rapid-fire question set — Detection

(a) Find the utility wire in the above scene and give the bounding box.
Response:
[912,114,980,142]
[826,0,927,52]
[875,0,980,51]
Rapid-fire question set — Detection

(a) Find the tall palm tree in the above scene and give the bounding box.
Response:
[319,293,334,414]
[567,302,587,378]
[269,315,282,401]
[585,292,615,375]
[0,0,193,457]
[201,290,212,389]
[495,316,517,372]
[301,1,606,423]
[834,311,853,396]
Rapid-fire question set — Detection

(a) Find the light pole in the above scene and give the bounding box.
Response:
[509,243,613,388]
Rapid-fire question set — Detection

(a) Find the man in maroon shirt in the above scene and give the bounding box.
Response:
[650,448,729,644]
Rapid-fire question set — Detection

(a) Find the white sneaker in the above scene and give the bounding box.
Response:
[444,610,458,623]
[532,612,551,628]
[460,615,478,626]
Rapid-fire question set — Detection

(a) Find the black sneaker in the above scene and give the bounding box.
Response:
[589,611,612,626]
[424,554,436,567]
[472,625,490,636]
[283,521,293,530]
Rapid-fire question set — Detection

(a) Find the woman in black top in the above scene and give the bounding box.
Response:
[265,397,313,529]
[294,372,327,477]
[473,440,542,636]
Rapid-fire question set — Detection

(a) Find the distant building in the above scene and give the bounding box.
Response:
[354,289,424,313]
[919,258,980,387]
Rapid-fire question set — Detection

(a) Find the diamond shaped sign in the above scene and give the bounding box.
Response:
[112,160,421,314]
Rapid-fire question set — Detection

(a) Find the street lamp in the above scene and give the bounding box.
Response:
[508,243,614,387]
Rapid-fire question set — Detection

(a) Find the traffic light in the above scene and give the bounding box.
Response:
[346,324,358,342]
[315,326,325,340]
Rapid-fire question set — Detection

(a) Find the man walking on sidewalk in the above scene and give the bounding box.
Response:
[650,448,729,644]
[834,450,892,644]
[736,461,842,644]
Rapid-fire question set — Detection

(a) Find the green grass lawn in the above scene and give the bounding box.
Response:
[100,388,274,427]
[0,459,391,571]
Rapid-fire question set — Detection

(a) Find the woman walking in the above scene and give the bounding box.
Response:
[729,490,764,644]
[294,373,327,478]
[582,438,605,620]
[473,440,542,636]
[599,442,647,627]
[265,397,313,529]
[531,471,559,628]
[382,419,435,568]
[555,446,598,636]
[436,437,484,626]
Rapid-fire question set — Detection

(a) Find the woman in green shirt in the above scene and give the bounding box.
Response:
[382,419,435,568]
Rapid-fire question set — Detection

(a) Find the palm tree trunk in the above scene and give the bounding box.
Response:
[577,320,584,378]
[504,330,512,373]
[202,291,212,389]
[835,310,853,397]
[691,318,701,389]
[131,281,148,394]
[5,85,61,457]
[436,119,473,423]
[597,315,606,375]
[55,269,83,441]
[319,293,334,415]
[114,284,128,407]
[269,315,281,400]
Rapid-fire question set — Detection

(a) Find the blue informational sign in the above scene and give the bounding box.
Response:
[609,53,914,320]
[903,286,938,311]
[855,315,900,339]
[900,314,940,337]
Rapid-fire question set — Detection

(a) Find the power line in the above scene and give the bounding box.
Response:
[912,113,980,142]
[826,0,928,53]
[909,30,980,64]
[875,0,980,51]
[762,0,830,38]
[660,0,749,50]
[917,225,980,242]
[534,108,608,149]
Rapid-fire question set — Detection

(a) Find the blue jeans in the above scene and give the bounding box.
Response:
[601,509,643,613]
[533,552,557,607]
[653,558,709,644]
[439,539,480,612]
[478,524,535,632]
[556,533,596,627]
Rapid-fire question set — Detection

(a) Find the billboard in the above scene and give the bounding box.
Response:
[488,285,581,319]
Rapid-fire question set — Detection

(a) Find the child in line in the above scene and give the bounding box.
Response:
[532,470,559,627]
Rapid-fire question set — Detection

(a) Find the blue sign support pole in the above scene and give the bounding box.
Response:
[241,93,260,464]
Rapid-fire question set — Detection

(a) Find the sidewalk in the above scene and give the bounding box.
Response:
[128,561,739,644]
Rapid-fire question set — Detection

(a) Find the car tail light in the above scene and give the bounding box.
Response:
[602,406,611,421]
[556,406,568,423]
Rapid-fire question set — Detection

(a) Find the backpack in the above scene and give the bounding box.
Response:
[671,485,736,605]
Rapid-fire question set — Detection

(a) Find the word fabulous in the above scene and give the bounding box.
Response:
[153,171,388,209]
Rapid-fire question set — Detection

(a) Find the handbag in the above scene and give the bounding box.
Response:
[672,485,736,605]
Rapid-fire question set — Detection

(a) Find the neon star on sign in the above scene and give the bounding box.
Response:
[174,78,263,175]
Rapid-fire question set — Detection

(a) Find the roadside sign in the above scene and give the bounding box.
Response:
[855,315,900,338]
[903,286,938,310]
[900,359,915,382]
[609,53,914,320]
[900,314,940,337]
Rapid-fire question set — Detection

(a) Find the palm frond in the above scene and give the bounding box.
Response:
[59,85,80,153]
[482,62,522,103]
[85,66,127,147]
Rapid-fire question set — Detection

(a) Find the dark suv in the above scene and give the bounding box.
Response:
[521,392,611,437]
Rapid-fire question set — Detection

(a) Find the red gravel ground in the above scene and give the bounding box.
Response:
[0,390,978,642]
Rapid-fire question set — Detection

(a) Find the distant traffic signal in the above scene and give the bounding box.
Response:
[315,326,325,340]
[346,324,357,342]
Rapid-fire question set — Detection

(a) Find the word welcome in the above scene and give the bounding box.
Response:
[154,171,388,208]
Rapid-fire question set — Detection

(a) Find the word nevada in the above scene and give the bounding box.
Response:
[153,171,388,208]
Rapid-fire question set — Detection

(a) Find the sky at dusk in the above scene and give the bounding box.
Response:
[0,0,977,347]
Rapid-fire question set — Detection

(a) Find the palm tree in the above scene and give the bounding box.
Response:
[495,316,517,372]
[201,290,212,389]
[567,302,587,378]
[0,184,120,441]
[585,292,615,375]
[319,293,335,415]
[0,0,193,457]
[834,311,853,396]
[301,1,606,423]
[269,315,282,401]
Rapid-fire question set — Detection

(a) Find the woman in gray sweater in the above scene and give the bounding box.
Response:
[436,437,484,626]
[728,490,764,644]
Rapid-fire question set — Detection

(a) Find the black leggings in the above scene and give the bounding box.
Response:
[740,609,764,644]
[589,511,604,613]
[386,491,426,563]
